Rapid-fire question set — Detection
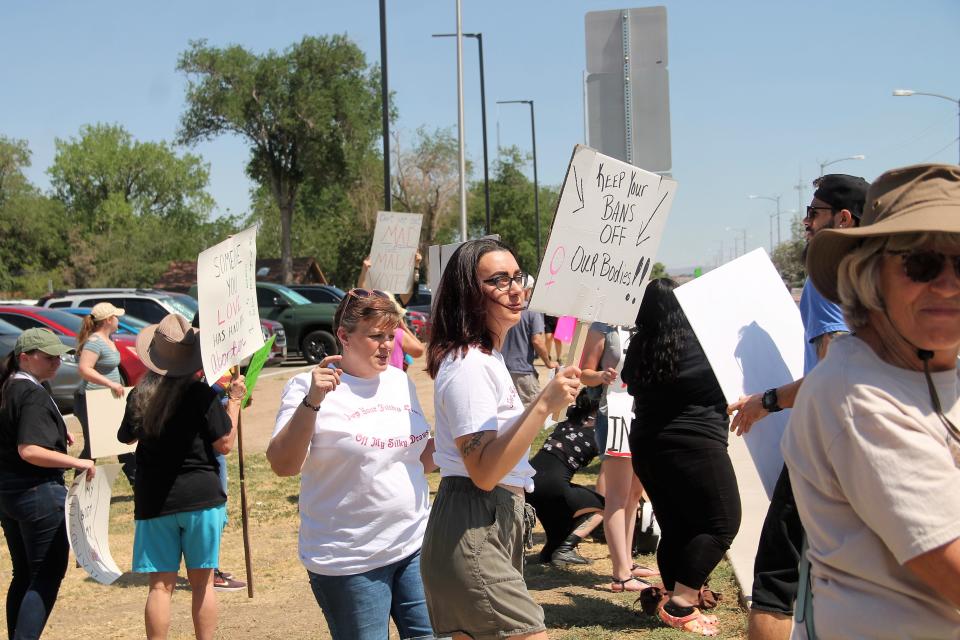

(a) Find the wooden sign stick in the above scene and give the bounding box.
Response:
[233,366,255,598]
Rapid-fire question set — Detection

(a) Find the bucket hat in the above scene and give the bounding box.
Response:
[807,163,960,304]
[135,313,202,377]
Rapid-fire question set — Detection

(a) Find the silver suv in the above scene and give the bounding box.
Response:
[39,288,197,324]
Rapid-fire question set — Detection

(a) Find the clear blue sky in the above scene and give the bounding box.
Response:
[2,0,957,270]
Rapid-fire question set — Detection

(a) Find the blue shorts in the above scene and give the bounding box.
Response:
[132,504,226,573]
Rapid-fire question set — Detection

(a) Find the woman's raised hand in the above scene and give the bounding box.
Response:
[308,355,343,407]
[539,366,581,414]
[227,375,247,403]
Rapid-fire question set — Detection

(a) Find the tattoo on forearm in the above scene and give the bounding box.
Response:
[460,432,485,458]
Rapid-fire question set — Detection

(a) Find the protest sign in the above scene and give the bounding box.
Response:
[241,335,276,409]
[85,387,135,458]
[674,249,804,496]
[604,386,634,457]
[553,316,577,344]
[197,226,264,383]
[427,234,500,295]
[529,144,677,326]
[66,463,124,585]
[367,211,423,294]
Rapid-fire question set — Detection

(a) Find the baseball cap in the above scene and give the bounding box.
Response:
[14,328,74,357]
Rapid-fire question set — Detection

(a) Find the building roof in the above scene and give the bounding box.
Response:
[154,257,328,292]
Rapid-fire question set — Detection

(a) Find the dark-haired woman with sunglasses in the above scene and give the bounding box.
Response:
[268,288,436,640]
[420,238,580,640]
[783,164,960,637]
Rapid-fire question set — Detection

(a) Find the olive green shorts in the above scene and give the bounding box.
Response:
[421,476,545,639]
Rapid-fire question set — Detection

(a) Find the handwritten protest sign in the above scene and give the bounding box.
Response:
[674,249,804,496]
[197,226,264,383]
[66,463,124,585]
[427,234,500,295]
[241,335,275,409]
[529,145,676,325]
[86,387,135,458]
[367,211,423,294]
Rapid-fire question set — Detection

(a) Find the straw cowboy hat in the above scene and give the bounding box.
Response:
[135,313,203,377]
[807,163,960,304]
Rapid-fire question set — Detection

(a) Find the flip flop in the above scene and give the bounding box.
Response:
[610,576,650,592]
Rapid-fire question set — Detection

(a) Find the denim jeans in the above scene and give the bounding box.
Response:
[0,476,69,640]
[308,549,433,640]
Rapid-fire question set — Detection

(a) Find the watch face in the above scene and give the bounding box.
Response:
[763,389,779,412]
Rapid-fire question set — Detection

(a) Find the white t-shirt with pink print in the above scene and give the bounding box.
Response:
[273,366,431,576]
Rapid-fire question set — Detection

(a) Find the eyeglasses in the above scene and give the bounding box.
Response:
[804,205,834,220]
[481,272,526,292]
[887,249,960,283]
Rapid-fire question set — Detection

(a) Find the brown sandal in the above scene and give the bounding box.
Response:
[657,604,719,636]
[631,563,660,578]
[610,576,650,592]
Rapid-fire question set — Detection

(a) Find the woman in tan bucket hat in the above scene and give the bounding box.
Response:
[117,313,245,640]
[781,164,960,638]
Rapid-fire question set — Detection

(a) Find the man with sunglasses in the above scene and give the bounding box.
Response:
[727,173,869,640]
[500,274,559,407]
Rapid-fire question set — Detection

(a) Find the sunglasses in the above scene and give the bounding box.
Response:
[347,288,390,300]
[887,249,960,283]
[481,272,526,292]
[804,205,834,220]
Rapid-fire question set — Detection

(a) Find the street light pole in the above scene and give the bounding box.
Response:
[379,0,391,211]
[455,0,467,242]
[497,99,541,263]
[893,89,960,164]
[748,194,782,246]
[433,32,490,234]
[819,154,865,176]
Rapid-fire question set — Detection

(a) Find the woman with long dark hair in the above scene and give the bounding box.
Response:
[623,279,741,636]
[117,314,244,640]
[0,328,94,639]
[420,238,580,640]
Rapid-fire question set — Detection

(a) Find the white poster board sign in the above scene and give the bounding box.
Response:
[673,249,805,496]
[66,463,124,585]
[604,387,634,457]
[197,225,264,383]
[86,387,135,458]
[367,211,423,294]
[427,234,500,295]
[529,144,677,325]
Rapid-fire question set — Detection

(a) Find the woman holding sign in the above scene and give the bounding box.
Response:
[623,279,740,636]
[0,328,95,640]
[421,238,580,640]
[268,289,436,640]
[74,302,135,484]
[118,313,245,640]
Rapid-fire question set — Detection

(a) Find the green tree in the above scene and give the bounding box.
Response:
[0,137,72,296]
[48,123,213,233]
[456,147,557,273]
[650,262,668,279]
[771,215,806,288]
[177,35,384,284]
[393,126,467,255]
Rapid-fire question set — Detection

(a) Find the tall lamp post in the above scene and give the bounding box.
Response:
[497,99,540,262]
[725,227,748,258]
[434,32,490,234]
[819,154,865,176]
[379,0,391,211]
[893,89,960,164]
[748,194,782,247]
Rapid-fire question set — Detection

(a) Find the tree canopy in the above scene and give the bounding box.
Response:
[177,35,385,284]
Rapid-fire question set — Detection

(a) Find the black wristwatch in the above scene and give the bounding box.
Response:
[761,387,783,413]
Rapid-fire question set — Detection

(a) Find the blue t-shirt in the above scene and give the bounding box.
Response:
[798,278,848,374]
[500,310,545,374]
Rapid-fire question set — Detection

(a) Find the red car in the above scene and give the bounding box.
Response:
[0,306,148,386]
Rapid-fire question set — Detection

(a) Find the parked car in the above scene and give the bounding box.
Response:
[60,307,151,335]
[61,307,287,368]
[289,284,347,305]
[187,282,338,364]
[0,318,82,414]
[38,288,198,324]
[0,306,147,386]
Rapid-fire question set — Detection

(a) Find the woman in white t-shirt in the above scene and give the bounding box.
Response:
[420,238,581,640]
[267,290,436,640]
